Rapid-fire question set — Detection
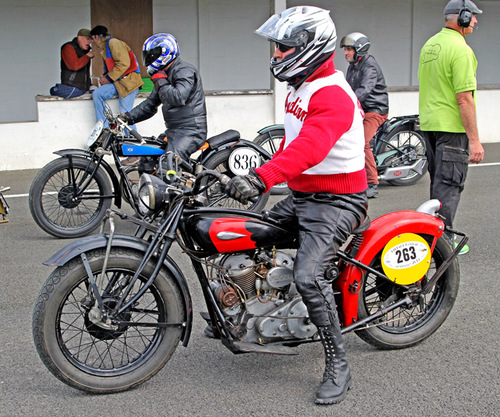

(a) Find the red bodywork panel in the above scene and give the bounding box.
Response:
[335,210,445,327]
[208,217,257,253]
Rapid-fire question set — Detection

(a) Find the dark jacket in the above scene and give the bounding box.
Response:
[127,58,207,136]
[60,38,91,91]
[345,54,389,114]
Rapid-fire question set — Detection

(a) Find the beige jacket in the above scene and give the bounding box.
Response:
[97,36,143,98]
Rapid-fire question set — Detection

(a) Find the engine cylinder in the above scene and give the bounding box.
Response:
[223,254,256,296]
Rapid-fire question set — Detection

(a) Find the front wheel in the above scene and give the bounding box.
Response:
[32,248,185,393]
[29,157,113,238]
[202,148,270,212]
[355,235,459,349]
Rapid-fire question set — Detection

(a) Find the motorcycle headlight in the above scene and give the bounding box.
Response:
[86,120,104,148]
[137,174,168,216]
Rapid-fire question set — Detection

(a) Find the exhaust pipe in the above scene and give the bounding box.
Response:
[378,159,426,181]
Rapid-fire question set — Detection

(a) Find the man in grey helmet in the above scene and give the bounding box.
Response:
[341,32,389,198]
[418,0,484,255]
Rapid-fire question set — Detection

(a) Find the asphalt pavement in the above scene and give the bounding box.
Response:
[0,144,499,417]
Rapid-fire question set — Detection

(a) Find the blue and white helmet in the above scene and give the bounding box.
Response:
[142,33,180,76]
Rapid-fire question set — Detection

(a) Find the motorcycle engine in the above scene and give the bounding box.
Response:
[208,250,317,343]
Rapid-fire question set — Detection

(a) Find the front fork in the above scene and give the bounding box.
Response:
[81,204,185,329]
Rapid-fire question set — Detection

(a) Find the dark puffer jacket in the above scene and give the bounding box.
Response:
[345,54,389,115]
[127,58,207,136]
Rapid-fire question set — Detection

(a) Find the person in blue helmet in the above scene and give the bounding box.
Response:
[119,33,207,165]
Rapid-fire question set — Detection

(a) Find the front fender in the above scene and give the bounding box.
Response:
[336,211,445,327]
[53,149,122,208]
[44,233,193,346]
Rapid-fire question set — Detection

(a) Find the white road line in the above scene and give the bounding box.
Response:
[2,162,499,199]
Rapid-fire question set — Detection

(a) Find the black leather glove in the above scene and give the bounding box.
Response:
[225,169,265,204]
[117,113,132,125]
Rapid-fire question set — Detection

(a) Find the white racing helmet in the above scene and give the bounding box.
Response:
[255,6,337,87]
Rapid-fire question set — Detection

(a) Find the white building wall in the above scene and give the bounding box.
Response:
[0,89,498,171]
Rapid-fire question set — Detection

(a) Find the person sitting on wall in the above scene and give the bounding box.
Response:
[50,29,94,98]
[90,25,143,131]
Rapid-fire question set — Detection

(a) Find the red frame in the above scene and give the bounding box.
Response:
[334,211,445,327]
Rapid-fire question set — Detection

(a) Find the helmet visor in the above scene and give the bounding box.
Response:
[142,46,162,67]
[255,14,303,46]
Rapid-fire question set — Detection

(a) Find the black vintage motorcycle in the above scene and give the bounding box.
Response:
[254,114,427,194]
[29,105,271,238]
[32,161,465,393]
[0,186,10,223]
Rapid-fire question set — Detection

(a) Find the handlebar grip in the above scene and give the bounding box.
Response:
[248,195,259,203]
[128,129,144,142]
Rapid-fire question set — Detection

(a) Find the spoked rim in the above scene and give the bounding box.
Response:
[203,159,255,210]
[362,255,445,334]
[255,132,288,192]
[41,167,106,229]
[56,268,166,377]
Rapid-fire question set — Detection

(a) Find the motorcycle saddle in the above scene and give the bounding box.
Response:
[207,129,241,149]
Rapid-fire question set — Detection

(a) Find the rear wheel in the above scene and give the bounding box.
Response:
[254,129,289,195]
[32,248,185,393]
[355,235,459,349]
[29,157,112,238]
[202,148,269,212]
[378,127,427,186]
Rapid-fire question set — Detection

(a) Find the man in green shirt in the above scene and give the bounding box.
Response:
[418,0,485,254]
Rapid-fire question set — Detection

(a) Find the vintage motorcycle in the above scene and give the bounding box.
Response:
[29,104,271,238]
[0,186,10,223]
[254,114,427,194]
[32,160,466,394]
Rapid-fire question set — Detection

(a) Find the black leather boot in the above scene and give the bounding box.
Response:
[315,324,352,405]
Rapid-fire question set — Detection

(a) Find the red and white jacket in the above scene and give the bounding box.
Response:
[256,56,367,195]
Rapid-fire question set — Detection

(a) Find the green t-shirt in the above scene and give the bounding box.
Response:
[418,28,478,132]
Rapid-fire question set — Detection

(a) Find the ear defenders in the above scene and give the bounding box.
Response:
[458,0,472,27]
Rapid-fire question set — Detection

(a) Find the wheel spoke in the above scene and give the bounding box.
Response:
[56,268,166,375]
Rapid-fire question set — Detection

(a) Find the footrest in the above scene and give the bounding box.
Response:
[228,340,298,355]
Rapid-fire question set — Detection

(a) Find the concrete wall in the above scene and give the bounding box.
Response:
[0,88,498,172]
[0,93,275,171]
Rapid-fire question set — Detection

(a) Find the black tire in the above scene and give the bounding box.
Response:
[355,235,459,349]
[32,248,185,393]
[29,157,113,238]
[254,129,289,195]
[202,148,269,212]
[378,127,428,186]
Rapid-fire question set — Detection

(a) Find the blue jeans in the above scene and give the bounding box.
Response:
[50,83,86,98]
[92,83,138,130]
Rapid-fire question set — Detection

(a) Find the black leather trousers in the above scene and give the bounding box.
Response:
[269,191,368,327]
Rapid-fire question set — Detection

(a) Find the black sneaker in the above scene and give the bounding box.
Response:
[366,183,378,199]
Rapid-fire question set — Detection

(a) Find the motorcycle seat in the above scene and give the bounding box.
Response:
[207,129,241,149]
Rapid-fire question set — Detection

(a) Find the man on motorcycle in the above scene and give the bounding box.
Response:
[120,33,207,166]
[226,6,368,405]
[341,32,389,198]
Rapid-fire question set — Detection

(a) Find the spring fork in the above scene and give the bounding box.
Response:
[99,211,116,294]
[84,212,117,329]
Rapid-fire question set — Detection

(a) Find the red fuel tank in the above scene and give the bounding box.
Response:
[184,212,295,255]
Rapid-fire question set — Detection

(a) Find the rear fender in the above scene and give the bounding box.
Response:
[44,233,193,346]
[257,124,284,135]
[199,139,272,165]
[336,211,445,327]
[54,149,122,208]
